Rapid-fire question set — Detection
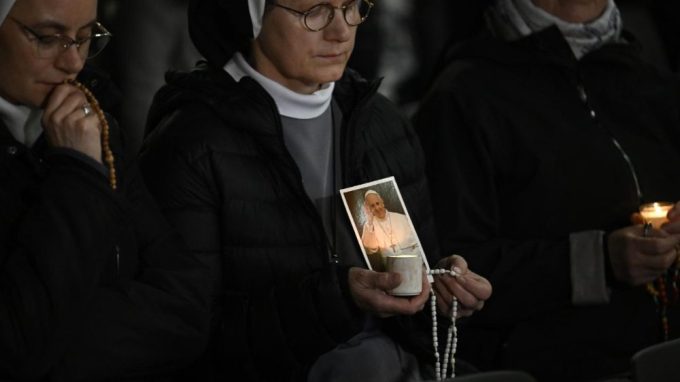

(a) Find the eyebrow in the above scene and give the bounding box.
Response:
[29,19,98,32]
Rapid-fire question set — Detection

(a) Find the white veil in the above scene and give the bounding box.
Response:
[0,0,15,26]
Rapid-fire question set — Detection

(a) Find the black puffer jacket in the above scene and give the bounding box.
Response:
[140,64,438,381]
[0,71,209,381]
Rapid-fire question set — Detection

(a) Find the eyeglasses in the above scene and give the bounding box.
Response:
[271,0,374,32]
[10,17,112,59]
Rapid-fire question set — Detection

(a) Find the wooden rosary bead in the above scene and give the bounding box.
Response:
[645,266,680,341]
[68,80,117,190]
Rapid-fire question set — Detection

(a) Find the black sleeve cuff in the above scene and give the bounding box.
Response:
[569,230,610,305]
[45,147,109,177]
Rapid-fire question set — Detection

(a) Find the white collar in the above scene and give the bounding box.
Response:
[224,52,334,119]
[0,95,43,147]
[487,0,622,59]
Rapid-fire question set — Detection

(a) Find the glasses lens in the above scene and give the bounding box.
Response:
[345,0,371,26]
[305,4,332,31]
[33,35,64,58]
[87,33,111,58]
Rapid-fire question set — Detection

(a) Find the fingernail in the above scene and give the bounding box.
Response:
[452,266,463,276]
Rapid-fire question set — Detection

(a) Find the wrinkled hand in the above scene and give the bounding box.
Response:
[42,83,102,163]
[432,255,492,318]
[607,224,680,285]
[664,201,680,234]
[348,267,430,317]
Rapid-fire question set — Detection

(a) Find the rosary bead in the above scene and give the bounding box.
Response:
[70,80,117,190]
[430,288,458,381]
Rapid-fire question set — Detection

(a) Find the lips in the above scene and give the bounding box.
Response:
[39,81,63,87]
[40,77,75,86]
[316,52,346,63]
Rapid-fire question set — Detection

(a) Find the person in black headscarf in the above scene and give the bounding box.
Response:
[140,0,491,381]
[415,0,680,380]
[0,0,208,380]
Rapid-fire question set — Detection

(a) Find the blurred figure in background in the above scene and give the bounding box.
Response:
[349,0,492,115]
[114,0,200,156]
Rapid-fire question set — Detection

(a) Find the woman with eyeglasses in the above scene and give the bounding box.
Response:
[140,0,491,381]
[0,0,208,380]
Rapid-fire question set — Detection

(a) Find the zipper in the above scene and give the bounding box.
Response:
[609,137,643,201]
[576,83,643,202]
[243,78,340,263]
[115,244,120,275]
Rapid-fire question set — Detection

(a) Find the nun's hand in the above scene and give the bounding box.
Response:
[349,267,430,317]
[42,83,102,163]
[608,224,680,285]
[433,255,492,318]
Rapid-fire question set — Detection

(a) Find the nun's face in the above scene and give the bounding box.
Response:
[0,0,96,107]
[252,0,357,94]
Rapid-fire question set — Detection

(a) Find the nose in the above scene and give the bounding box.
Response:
[323,9,352,41]
[54,44,86,75]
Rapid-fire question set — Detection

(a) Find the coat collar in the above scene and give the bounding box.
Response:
[0,118,48,159]
[442,25,644,70]
[145,62,381,139]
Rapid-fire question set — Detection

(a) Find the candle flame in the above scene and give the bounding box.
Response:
[654,203,662,213]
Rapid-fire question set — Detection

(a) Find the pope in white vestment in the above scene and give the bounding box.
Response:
[361,190,419,269]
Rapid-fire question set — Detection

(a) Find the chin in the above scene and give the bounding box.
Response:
[318,66,347,83]
[30,94,49,109]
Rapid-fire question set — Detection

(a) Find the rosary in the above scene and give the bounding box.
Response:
[642,222,680,341]
[645,254,680,340]
[426,268,460,381]
[68,80,117,190]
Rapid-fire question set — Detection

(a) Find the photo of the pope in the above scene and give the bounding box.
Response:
[340,177,425,272]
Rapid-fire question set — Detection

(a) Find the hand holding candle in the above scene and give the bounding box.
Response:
[639,202,674,229]
[658,201,680,236]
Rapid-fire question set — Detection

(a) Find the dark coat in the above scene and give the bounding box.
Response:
[139,64,438,381]
[415,26,680,381]
[0,73,209,381]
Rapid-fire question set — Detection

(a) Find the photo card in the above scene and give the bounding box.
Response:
[340,176,431,279]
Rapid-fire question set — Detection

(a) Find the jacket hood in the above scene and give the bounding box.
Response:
[188,0,266,68]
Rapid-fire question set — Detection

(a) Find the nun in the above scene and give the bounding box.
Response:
[0,0,208,380]
[140,0,491,381]
[415,0,680,380]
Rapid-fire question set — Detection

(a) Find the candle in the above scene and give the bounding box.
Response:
[639,202,673,229]
[386,254,422,296]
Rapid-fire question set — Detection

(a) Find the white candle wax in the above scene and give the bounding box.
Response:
[386,254,422,296]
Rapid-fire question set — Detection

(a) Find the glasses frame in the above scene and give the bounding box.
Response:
[9,17,112,59]
[270,0,374,32]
